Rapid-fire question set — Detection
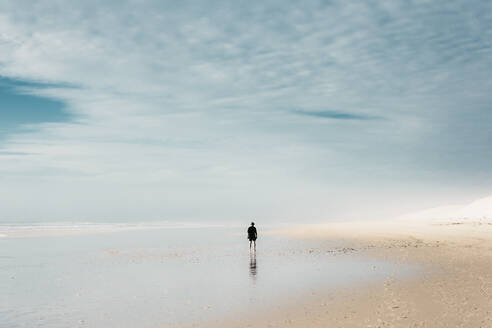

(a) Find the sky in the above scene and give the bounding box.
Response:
[0,0,491,223]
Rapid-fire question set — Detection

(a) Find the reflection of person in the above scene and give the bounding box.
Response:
[249,251,257,280]
[247,222,257,250]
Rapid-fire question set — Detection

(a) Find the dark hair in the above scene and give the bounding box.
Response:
[251,222,255,226]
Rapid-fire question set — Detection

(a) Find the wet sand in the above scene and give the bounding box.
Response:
[206,219,492,327]
[2,225,405,328]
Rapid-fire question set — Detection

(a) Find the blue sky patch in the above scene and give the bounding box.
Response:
[0,77,70,139]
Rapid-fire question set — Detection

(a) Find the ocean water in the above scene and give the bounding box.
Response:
[0,224,415,327]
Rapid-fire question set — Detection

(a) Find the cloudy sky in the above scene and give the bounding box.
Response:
[0,0,491,223]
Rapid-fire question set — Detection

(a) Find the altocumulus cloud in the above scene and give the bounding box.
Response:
[0,0,491,222]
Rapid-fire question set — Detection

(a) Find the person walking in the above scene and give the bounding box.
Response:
[247,222,257,251]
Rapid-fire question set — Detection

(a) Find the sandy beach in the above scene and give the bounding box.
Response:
[2,1,491,327]
[204,219,492,328]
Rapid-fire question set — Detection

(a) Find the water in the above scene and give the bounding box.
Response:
[0,224,415,327]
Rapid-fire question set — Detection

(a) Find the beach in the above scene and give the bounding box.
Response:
[207,219,492,328]
[0,224,410,328]
[2,1,491,327]
[2,220,491,327]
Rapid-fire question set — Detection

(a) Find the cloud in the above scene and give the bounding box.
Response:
[0,0,491,221]
[0,151,31,155]
[294,110,382,121]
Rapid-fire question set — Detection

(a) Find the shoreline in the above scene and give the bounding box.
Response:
[199,219,492,327]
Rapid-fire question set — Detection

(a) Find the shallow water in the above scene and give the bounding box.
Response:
[0,224,415,327]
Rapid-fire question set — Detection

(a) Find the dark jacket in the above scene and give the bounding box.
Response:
[247,226,257,240]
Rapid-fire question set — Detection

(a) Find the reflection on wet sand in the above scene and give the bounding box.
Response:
[249,251,257,281]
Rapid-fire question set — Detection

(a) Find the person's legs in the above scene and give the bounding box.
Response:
[249,240,252,249]
[253,240,256,251]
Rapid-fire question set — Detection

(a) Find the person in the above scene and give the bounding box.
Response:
[247,222,257,250]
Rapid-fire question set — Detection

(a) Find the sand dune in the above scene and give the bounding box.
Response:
[397,194,492,222]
